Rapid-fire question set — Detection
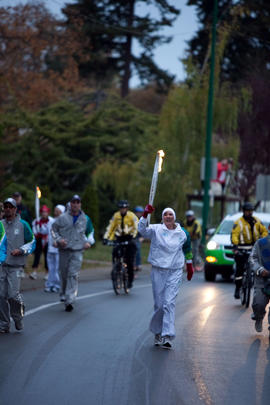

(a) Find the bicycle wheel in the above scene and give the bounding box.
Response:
[111,264,122,295]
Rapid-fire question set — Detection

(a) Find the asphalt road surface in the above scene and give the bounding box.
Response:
[1,268,270,405]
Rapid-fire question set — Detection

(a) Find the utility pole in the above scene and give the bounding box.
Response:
[202,0,218,245]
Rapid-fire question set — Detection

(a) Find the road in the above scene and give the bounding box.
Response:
[0,267,270,405]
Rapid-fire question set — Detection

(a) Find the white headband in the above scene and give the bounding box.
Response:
[56,204,65,214]
[162,207,176,220]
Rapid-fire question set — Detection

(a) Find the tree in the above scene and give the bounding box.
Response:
[236,69,270,200]
[0,93,159,230]
[0,3,82,111]
[186,0,270,83]
[62,0,180,97]
[82,183,100,237]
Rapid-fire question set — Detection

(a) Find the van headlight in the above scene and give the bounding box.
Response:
[207,240,219,250]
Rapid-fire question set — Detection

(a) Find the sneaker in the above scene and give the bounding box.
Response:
[29,271,38,280]
[255,319,263,333]
[20,271,26,278]
[0,328,9,334]
[154,334,162,346]
[60,295,66,302]
[14,320,24,331]
[44,287,51,293]
[51,287,59,293]
[160,336,172,350]
[234,287,240,299]
[43,274,48,281]
[65,304,73,312]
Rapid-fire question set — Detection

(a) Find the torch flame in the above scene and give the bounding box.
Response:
[157,150,165,173]
[36,186,41,199]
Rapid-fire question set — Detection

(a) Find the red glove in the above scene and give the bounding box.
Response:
[143,204,155,218]
[186,262,194,281]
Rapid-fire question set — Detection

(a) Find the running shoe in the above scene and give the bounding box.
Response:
[160,336,172,349]
[0,328,9,334]
[154,334,162,346]
[65,304,73,312]
[14,320,24,331]
[29,271,38,280]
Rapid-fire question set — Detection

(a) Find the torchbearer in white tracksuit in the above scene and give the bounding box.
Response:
[138,204,194,349]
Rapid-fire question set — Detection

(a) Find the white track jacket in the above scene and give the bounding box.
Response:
[138,217,187,269]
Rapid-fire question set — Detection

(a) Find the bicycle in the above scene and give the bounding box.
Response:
[237,247,254,308]
[106,240,131,295]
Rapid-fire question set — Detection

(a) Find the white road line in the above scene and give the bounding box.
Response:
[25,283,152,316]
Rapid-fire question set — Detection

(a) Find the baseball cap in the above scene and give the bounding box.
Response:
[4,198,17,208]
[12,191,22,198]
[71,194,81,202]
[134,205,144,213]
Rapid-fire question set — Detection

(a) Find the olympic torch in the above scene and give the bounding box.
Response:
[148,150,165,223]
[35,186,41,222]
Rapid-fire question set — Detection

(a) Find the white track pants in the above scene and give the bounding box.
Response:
[150,266,183,339]
[45,252,60,289]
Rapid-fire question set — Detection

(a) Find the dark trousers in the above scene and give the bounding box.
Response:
[113,242,137,285]
[32,238,48,270]
[234,253,249,289]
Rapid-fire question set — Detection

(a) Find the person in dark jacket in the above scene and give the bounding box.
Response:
[12,192,32,227]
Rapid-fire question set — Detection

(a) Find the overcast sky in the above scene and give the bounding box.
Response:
[1,0,198,87]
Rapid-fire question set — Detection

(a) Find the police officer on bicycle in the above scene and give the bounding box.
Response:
[231,202,268,299]
[103,200,138,288]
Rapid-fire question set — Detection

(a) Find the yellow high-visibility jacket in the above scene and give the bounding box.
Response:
[231,216,268,246]
[183,219,202,241]
[104,211,138,240]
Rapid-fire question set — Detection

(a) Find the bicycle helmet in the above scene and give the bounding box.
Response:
[118,200,129,208]
[134,205,144,213]
[242,202,254,211]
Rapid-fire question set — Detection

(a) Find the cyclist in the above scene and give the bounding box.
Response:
[249,226,270,334]
[231,202,268,299]
[103,200,138,289]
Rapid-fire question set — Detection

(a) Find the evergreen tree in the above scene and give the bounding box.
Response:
[82,183,100,237]
[62,0,180,97]
[186,0,270,83]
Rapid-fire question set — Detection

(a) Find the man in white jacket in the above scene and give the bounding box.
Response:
[138,204,194,349]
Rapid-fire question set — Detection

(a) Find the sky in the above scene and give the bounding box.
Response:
[1,0,199,87]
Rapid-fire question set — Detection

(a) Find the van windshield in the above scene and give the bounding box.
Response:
[217,220,234,234]
[217,218,269,235]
